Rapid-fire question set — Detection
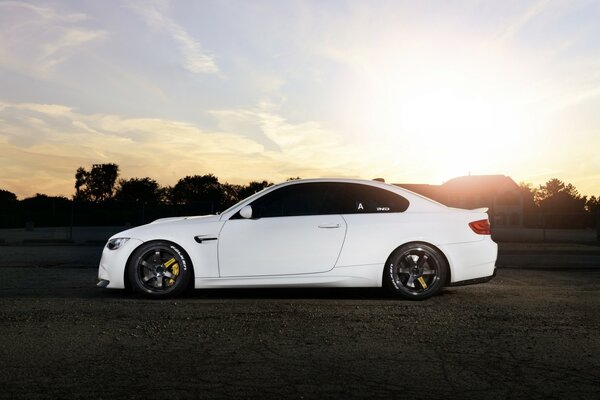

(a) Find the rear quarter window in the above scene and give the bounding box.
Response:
[342,184,409,214]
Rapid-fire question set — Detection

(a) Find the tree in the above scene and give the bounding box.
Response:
[517,182,539,224]
[221,183,244,208]
[535,178,580,205]
[0,189,17,203]
[115,178,161,204]
[156,186,172,205]
[534,179,587,228]
[586,195,600,214]
[518,182,537,203]
[170,174,224,207]
[74,163,120,202]
[0,189,19,226]
[237,180,273,200]
[20,194,71,227]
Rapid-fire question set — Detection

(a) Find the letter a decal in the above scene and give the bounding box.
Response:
[357,202,364,210]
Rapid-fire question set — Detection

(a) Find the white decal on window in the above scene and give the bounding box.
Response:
[357,202,364,210]
[377,207,390,211]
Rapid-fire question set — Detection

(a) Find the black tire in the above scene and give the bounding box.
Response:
[383,243,448,300]
[128,241,193,299]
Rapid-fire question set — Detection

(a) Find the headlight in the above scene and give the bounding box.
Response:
[107,237,130,250]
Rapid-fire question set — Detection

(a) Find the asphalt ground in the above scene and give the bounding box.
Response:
[0,263,599,399]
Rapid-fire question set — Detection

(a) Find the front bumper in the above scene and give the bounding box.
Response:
[97,238,144,289]
[97,279,110,288]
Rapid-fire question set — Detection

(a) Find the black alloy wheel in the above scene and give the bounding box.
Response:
[128,241,192,298]
[384,243,447,300]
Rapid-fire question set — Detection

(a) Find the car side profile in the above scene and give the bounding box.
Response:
[97,178,497,300]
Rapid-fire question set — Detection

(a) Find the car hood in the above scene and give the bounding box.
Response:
[109,214,222,241]
[149,214,221,224]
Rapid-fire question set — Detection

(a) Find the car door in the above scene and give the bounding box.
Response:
[218,183,347,277]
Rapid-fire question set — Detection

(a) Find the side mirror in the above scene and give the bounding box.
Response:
[239,205,253,219]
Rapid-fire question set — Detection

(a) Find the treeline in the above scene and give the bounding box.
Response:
[1,163,599,229]
[518,179,600,228]
[73,163,279,208]
[0,163,290,228]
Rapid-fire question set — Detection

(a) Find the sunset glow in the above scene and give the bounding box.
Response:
[1,1,600,198]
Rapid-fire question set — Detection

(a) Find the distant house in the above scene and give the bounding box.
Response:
[396,175,524,227]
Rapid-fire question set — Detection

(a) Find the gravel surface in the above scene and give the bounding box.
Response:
[1,267,599,399]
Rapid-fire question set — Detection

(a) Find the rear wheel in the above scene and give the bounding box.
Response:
[383,243,447,300]
[128,241,192,298]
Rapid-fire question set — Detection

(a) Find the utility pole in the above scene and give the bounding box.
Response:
[596,211,600,242]
[69,199,74,242]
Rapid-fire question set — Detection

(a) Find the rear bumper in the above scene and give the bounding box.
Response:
[449,267,496,286]
[438,238,498,283]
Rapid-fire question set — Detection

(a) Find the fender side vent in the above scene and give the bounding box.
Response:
[194,236,218,244]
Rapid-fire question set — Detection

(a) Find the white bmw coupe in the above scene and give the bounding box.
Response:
[98,178,497,300]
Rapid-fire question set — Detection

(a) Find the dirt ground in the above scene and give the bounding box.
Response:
[0,266,599,399]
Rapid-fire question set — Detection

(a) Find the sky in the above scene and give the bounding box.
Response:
[1,0,600,199]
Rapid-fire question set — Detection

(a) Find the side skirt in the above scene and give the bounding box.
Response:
[194,264,383,289]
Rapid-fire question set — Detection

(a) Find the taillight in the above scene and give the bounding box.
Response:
[469,219,491,235]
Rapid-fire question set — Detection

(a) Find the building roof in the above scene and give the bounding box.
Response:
[394,175,521,206]
[393,184,444,200]
[442,175,519,193]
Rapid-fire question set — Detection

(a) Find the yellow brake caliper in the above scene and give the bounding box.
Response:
[417,276,428,289]
[164,258,180,286]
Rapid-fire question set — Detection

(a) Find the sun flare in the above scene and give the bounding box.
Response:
[346,41,543,182]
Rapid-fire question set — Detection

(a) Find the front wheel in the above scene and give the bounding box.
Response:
[383,243,448,300]
[128,241,192,298]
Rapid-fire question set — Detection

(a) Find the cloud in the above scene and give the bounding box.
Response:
[40,28,107,70]
[0,101,261,197]
[208,104,380,178]
[4,102,75,117]
[495,0,551,43]
[552,84,600,111]
[0,1,89,23]
[0,100,383,198]
[127,1,218,74]
[0,1,107,74]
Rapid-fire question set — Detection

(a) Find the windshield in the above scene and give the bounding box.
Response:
[219,184,276,215]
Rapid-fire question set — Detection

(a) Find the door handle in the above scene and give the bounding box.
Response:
[318,223,340,228]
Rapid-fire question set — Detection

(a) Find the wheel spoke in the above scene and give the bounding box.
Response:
[140,260,153,270]
[406,276,415,287]
[404,255,417,268]
[422,268,436,275]
[155,276,163,288]
[143,275,155,283]
[397,267,410,274]
[417,254,428,268]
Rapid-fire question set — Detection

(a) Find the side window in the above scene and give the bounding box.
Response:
[241,182,409,218]
[343,184,409,214]
[251,183,335,218]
